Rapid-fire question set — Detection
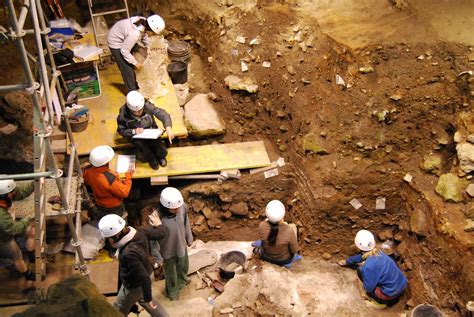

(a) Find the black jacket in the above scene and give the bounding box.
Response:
[118,226,168,302]
[116,100,172,138]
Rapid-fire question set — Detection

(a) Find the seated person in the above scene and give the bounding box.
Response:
[257,200,300,266]
[83,145,134,220]
[338,229,407,307]
[0,179,36,280]
[117,90,174,170]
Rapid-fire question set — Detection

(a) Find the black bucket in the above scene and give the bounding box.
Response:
[217,251,246,280]
[411,304,444,317]
[167,61,188,84]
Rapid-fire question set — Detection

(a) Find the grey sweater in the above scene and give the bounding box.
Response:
[157,204,193,259]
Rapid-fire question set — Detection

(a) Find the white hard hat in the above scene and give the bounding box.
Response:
[0,179,16,195]
[126,90,145,112]
[89,145,115,167]
[354,229,376,252]
[265,200,285,224]
[160,187,184,209]
[98,214,126,238]
[147,14,165,34]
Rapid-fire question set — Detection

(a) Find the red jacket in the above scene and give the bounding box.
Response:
[83,166,132,208]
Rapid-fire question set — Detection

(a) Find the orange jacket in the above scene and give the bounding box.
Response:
[83,166,132,208]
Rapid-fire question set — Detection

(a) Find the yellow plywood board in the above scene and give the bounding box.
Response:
[113,141,271,179]
[68,65,188,155]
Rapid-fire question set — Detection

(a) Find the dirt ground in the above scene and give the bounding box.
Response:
[1,0,474,316]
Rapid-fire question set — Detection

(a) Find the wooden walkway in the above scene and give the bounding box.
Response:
[68,65,188,155]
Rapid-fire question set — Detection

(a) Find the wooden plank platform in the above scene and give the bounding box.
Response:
[68,65,188,156]
[10,178,78,218]
[113,141,271,179]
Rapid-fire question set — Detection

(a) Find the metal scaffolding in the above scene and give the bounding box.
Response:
[2,0,89,301]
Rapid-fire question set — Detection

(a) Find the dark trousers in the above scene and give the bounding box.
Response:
[132,138,168,165]
[356,267,402,306]
[110,47,138,92]
[163,252,189,299]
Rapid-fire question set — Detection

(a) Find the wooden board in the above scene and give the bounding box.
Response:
[113,141,271,179]
[67,65,188,156]
[10,178,77,218]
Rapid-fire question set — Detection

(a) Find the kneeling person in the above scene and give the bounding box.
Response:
[338,229,407,306]
[117,90,174,170]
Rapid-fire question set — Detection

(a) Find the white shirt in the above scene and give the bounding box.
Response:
[107,16,151,65]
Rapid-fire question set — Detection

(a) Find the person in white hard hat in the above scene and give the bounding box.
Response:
[108,14,165,92]
[256,200,300,267]
[155,187,193,300]
[117,90,174,170]
[83,145,135,220]
[338,229,407,307]
[98,214,169,316]
[0,178,36,280]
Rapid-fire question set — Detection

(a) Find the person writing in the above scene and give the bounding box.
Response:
[98,214,169,316]
[338,229,407,308]
[107,14,165,92]
[0,179,36,280]
[83,145,134,220]
[117,90,174,170]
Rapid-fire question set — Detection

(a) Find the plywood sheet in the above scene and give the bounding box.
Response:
[68,65,188,155]
[113,141,271,179]
[10,178,77,218]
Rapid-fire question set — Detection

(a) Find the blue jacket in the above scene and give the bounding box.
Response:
[346,251,407,296]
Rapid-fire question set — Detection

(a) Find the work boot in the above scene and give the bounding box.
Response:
[149,160,159,170]
[159,158,167,167]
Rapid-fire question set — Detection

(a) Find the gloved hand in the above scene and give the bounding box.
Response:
[148,210,162,227]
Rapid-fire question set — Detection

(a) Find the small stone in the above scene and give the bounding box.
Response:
[279,144,287,152]
[322,252,332,260]
[420,154,442,175]
[235,36,245,44]
[194,215,206,226]
[202,207,213,219]
[304,237,311,243]
[279,125,288,132]
[276,51,282,57]
[232,302,242,309]
[467,135,474,144]
[287,65,296,75]
[303,133,328,154]
[229,202,249,216]
[220,210,233,219]
[220,307,234,314]
[435,173,468,202]
[466,184,474,197]
[464,220,474,232]
[406,299,416,307]
[301,78,311,85]
[208,92,219,101]
[377,229,393,241]
[359,66,374,74]
[389,94,402,101]
[394,232,403,241]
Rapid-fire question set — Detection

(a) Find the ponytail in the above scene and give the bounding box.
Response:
[267,222,279,245]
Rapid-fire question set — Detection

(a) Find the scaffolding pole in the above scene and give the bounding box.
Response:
[3,0,90,301]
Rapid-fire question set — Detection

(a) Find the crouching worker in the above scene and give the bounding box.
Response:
[157,187,193,300]
[255,200,301,267]
[117,90,175,170]
[84,145,134,220]
[98,214,169,317]
[0,179,36,280]
[338,229,407,307]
